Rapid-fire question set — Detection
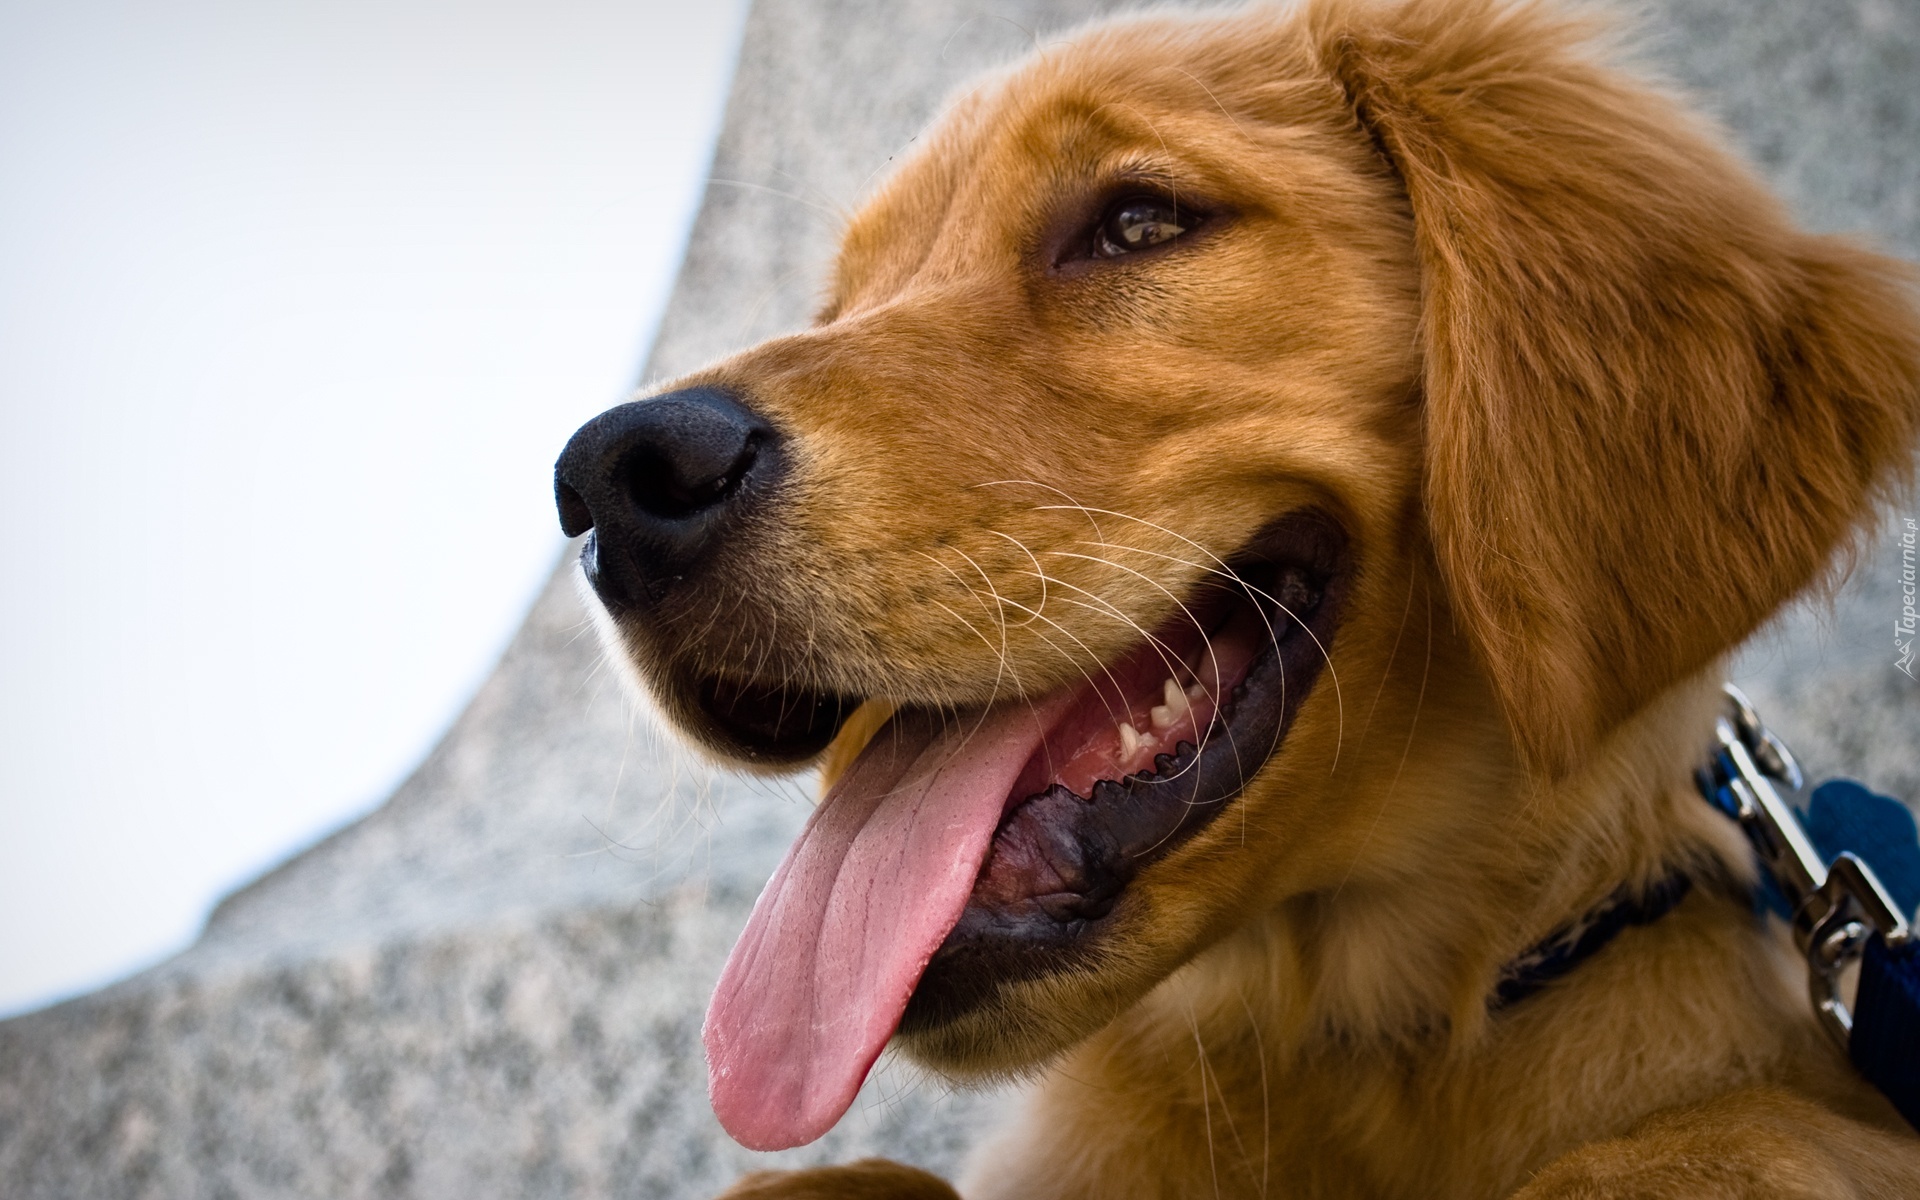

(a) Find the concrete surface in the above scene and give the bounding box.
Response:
[2,0,1915,1196]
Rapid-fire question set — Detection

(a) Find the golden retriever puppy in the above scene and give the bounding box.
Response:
[551,0,1920,1195]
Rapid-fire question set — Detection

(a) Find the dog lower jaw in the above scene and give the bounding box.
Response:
[893,946,1146,1078]
[897,512,1349,1048]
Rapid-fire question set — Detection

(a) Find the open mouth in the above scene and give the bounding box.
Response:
[907,516,1345,1027]
[699,512,1348,1151]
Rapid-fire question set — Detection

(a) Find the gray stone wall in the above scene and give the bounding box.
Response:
[2,1,1915,1196]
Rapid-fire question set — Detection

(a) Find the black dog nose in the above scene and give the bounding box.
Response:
[554,386,780,608]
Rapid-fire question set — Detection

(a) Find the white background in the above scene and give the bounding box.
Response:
[0,0,750,1017]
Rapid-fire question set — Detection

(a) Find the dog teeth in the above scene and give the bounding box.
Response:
[1197,654,1223,698]
[1186,682,1206,702]
[1118,722,1141,757]
[1150,677,1190,730]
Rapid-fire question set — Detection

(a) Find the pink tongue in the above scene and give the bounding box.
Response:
[703,699,1066,1150]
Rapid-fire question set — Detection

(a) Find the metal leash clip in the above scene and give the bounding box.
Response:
[1705,684,1912,1049]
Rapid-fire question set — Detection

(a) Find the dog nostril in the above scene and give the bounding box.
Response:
[555,480,594,538]
[618,435,761,521]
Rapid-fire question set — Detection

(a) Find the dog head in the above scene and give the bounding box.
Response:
[553,0,1919,1151]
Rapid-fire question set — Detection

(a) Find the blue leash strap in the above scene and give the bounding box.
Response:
[1803,780,1920,1127]
[1699,685,1920,1130]
[1855,934,1920,1128]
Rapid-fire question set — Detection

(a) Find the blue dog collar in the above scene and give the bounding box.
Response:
[1493,873,1694,1009]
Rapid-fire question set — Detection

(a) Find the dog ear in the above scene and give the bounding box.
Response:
[1315,0,1920,775]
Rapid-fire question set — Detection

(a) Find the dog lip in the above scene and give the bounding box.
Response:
[686,672,859,765]
[900,511,1349,1031]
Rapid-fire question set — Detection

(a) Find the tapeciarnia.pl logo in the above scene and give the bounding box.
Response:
[1898,517,1917,679]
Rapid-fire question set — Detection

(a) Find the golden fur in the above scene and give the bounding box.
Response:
[597,0,1920,1194]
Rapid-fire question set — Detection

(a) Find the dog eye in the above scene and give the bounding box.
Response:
[1093,197,1190,258]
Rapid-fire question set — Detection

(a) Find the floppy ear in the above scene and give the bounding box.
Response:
[1315,0,1920,774]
